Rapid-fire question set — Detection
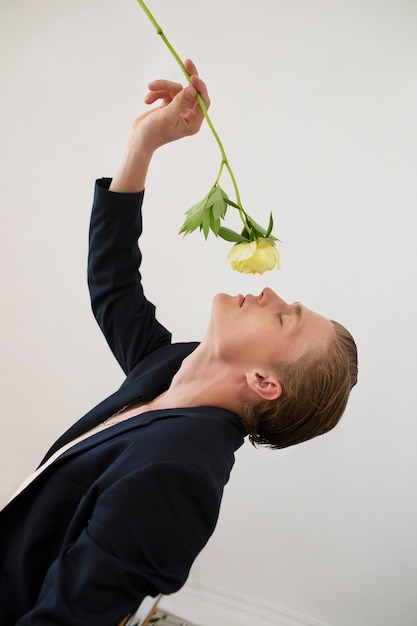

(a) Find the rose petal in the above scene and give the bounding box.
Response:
[227,240,257,262]
[228,238,280,274]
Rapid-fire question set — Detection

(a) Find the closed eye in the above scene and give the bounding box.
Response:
[278,313,283,325]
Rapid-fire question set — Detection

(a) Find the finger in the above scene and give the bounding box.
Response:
[144,79,183,103]
[144,89,177,105]
[172,85,197,113]
[190,74,210,109]
[183,60,210,109]
[147,79,183,92]
[184,58,198,76]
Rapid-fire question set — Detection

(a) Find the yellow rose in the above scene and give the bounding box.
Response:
[227,238,280,275]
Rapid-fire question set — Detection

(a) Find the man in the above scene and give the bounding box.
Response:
[0,60,357,625]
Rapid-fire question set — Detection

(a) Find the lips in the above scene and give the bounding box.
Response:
[238,294,246,307]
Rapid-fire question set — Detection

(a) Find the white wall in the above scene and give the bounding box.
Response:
[1,1,416,625]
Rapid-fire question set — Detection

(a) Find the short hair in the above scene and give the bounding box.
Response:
[242,321,358,449]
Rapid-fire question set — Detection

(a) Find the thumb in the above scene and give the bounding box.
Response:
[174,85,197,110]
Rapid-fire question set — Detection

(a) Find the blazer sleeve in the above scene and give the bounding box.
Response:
[88,178,172,375]
[16,462,221,626]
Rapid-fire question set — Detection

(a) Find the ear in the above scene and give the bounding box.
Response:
[245,370,282,401]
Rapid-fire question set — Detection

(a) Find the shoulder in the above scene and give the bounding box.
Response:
[121,405,245,486]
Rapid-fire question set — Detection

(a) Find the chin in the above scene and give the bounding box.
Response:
[212,292,231,305]
[209,293,235,327]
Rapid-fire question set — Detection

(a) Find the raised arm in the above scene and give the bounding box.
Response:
[88,61,210,374]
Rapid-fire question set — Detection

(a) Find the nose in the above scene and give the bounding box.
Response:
[259,287,288,307]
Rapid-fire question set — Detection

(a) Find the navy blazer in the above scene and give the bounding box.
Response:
[0,180,246,626]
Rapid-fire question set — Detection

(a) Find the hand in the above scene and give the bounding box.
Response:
[110,59,210,192]
[138,59,210,151]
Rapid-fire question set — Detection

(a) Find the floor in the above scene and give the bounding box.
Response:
[149,608,201,626]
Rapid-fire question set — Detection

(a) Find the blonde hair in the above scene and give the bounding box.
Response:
[242,321,358,449]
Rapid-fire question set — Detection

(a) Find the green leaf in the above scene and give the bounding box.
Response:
[202,208,211,239]
[211,191,228,221]
[245,214,268,237]
[210,211,221,236]
[207,184,222,206]
[224,197,241,210]
[178,184,232,239]
[179,195,209,235]
[218,227,249,243]
[266,212,274,237]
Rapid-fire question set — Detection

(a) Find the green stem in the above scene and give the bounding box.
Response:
[136,0,250,236]
[213,160,225,188]
[224,162,247,230]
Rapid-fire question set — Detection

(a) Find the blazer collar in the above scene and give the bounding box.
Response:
[42,342,199,462]
[44,405,246,471]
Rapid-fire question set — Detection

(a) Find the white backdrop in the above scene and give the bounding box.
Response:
[1,1,416,625]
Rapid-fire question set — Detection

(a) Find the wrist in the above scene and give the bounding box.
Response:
[109,139,155,193]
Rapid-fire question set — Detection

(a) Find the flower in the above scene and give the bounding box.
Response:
[227,238,280,275]
[137,0,281,274]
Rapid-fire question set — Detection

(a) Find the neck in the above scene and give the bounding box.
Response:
[151,343,245,416]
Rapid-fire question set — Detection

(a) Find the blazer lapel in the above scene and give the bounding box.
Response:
[41,342,198,463]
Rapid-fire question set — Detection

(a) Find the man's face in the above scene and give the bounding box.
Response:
[207,287,335,370]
